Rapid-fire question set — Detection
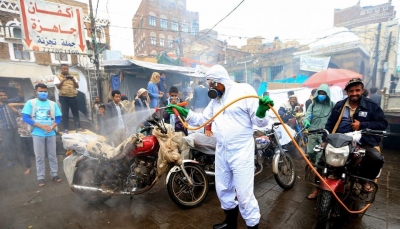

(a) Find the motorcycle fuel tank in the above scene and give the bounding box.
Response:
[130,135,160,157]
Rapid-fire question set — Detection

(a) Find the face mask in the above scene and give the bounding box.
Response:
[317,95,327,102]
[167,97,180,104]
[37,92,48,100]
[208,88,223,99]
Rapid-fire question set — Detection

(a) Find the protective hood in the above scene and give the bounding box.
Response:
[313,83,331,103]
[205,65,234,89]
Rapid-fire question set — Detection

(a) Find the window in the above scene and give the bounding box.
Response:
[191,21,199,35]
[55,53,68,61]
[160,19,168,29]
[170,2,175,8]
[360,10,365,15]
[159,34,165,46]
[13,28,22,38]
[375,8,380,13]
[168,35,173,48]
[171,22,178,31]
[13,43,30,60]
[181,23,188,33]
[149,16,156,26]
[151,36,156,45]
[383,6,389,10]
[367,9,372,13]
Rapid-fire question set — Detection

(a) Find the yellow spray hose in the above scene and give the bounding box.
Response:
[175,94,370,214]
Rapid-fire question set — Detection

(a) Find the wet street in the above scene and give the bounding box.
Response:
[0,146,399,229]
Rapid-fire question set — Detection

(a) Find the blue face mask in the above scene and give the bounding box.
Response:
[317,94,327,102]
[37,92,48,100]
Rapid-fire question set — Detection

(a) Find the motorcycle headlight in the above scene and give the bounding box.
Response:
[325,144,350,167]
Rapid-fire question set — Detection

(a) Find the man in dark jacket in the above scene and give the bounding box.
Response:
[192,80,210,113]
[325,78,387,191]
[105,90,127,145]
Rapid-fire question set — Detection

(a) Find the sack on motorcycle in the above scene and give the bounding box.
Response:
[184,133,217,155]
[86,134,139,160]
[62,133,100,155]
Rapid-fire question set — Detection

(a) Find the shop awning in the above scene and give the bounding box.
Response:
[101,59,206,77]
[0,62,53,78]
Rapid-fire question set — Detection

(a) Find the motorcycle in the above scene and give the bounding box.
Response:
[285,106,308,153]
[63,113,209,208]
[185,121,297,190]
[304,128,386,228]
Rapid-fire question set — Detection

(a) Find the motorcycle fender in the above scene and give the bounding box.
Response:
[319,178,345,193]
[272,152,281,175]
[165,159,199,184]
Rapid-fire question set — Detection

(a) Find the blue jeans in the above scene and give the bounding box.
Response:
[32,135,58,180]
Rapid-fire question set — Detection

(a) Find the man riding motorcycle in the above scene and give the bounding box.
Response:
[324,78,388,192]
[278,93,303,126]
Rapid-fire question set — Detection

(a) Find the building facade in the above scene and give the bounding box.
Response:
[334,0,395,29]
[0,0,110,115]
[132,0,199,57]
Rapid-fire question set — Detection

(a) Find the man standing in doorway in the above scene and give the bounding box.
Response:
[54,64,82,133]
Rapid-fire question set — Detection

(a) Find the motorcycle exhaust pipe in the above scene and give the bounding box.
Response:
[205,171,215,176]
[71,185,130,195]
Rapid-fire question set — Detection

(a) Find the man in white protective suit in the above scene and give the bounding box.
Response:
[166,65,274,229]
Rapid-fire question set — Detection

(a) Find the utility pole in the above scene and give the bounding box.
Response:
[371,22,382,88]
[380,31,392,89]
[237,59,253,83]
[88,0,102,101]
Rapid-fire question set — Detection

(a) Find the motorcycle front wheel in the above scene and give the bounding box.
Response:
[316,190,334,229]
[73,160,111,204]
[273,153,296,189]
[167,163,209,209]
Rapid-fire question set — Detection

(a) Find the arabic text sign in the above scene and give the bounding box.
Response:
[300,56,331,72]
[18,0,87,54]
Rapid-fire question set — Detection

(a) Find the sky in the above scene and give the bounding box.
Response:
[79,0,400,56]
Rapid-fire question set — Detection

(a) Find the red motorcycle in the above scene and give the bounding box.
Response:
[63,114,209,208]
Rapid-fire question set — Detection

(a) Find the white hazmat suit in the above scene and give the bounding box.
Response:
[185,65,269,227]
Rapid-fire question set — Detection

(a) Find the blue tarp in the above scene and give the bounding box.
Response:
[257,74,309,94]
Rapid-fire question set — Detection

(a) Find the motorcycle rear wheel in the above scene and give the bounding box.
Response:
[316,190,334,229]
[73,160,111,204]
[273,153,296,190]
[167,163,209,209]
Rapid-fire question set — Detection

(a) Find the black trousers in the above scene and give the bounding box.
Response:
[59,96,81,130]
[0,128,21,162]
[20,137,34,168]
[359,146,384,180]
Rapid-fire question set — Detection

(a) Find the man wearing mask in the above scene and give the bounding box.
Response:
[54,64,82,133]
[105,90,127,146]
[302,84,335,199]
[325,78,387,192]
[0,89,22,167]
[157,71,168,104]
[22,83,62,187]
[166,65,274,229]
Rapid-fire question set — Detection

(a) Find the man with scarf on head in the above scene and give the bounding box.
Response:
[162,86,187,135]
[278,92,303,125]
[166,65,274,229]
[22,83,62,187]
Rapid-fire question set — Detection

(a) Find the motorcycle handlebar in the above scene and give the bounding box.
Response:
[361,129,387,136]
